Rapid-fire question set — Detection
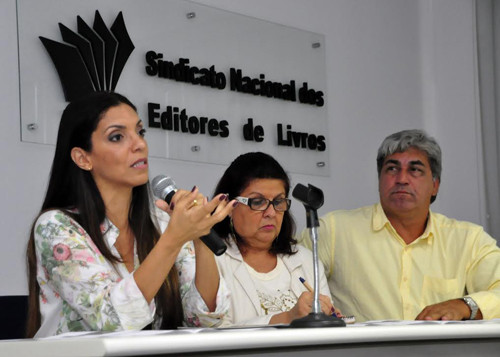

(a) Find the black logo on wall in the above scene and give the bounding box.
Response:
[39,10,135,102]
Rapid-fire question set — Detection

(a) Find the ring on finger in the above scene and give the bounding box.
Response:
[188,199,199,209]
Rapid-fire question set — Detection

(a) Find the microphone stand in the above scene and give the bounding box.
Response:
[290,184,345,328]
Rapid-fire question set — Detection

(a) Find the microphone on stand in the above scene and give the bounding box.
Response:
[290,183,345,328]
[151,175,227,256]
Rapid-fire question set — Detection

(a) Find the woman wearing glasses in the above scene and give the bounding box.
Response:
[212,152,335,326]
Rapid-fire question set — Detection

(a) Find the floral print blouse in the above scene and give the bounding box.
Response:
[33,209,230,337]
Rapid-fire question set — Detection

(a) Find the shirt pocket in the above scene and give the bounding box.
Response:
[420,275,462,307]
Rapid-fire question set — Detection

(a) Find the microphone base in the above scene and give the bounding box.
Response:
[290,312,346,328]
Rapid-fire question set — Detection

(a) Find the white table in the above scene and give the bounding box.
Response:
[2,320,500,357]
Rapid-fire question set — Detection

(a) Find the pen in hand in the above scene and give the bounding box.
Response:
[299,276,314,293]
[298,276,356,324]
[299,276,337,316]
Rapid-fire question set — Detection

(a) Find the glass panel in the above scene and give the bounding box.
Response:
[18,0,328,175]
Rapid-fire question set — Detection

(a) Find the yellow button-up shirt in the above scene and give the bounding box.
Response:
[301,203,500,322]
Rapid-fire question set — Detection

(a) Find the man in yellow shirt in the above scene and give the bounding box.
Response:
[302,129,500,322]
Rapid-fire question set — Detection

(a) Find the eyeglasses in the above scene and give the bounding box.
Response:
[235,196,291,212]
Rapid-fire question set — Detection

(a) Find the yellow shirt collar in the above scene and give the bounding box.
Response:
[372,202,434,245]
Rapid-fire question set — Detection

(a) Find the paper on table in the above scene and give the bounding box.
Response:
[40,324,286,340]
[40,328,205,340]
[350,318,500,327]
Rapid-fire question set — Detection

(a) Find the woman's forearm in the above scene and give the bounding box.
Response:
[193,239,220,311]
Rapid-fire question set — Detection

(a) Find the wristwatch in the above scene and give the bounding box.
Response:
[461,296,479,320]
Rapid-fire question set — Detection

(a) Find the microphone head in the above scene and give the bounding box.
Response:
[152,175,177,202]
[292,183,324,210]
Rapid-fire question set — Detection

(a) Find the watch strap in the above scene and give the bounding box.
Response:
[461,296,478,320]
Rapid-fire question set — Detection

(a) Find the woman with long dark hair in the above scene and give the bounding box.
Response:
[26,92,234,337]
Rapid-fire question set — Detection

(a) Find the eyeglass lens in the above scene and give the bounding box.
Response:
[250,198,289,211]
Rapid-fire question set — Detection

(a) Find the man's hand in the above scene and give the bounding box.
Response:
[415,299,482,320]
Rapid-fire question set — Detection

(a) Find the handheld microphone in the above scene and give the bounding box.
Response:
[151,175,227,256]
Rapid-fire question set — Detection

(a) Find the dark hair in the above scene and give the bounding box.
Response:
[376,129,442,203]
[212,152,296,255]
[26,92,182,337]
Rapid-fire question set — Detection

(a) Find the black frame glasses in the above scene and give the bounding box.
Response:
[235,196,291,212]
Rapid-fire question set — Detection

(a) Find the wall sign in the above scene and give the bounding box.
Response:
[18,0,329,176]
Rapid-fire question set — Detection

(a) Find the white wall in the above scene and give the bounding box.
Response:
[0,0,486,295]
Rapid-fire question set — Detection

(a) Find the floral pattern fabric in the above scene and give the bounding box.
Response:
[34,209,230,337]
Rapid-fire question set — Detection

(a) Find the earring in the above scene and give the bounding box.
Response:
[229,217,240,242]
[230,217,236,236]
